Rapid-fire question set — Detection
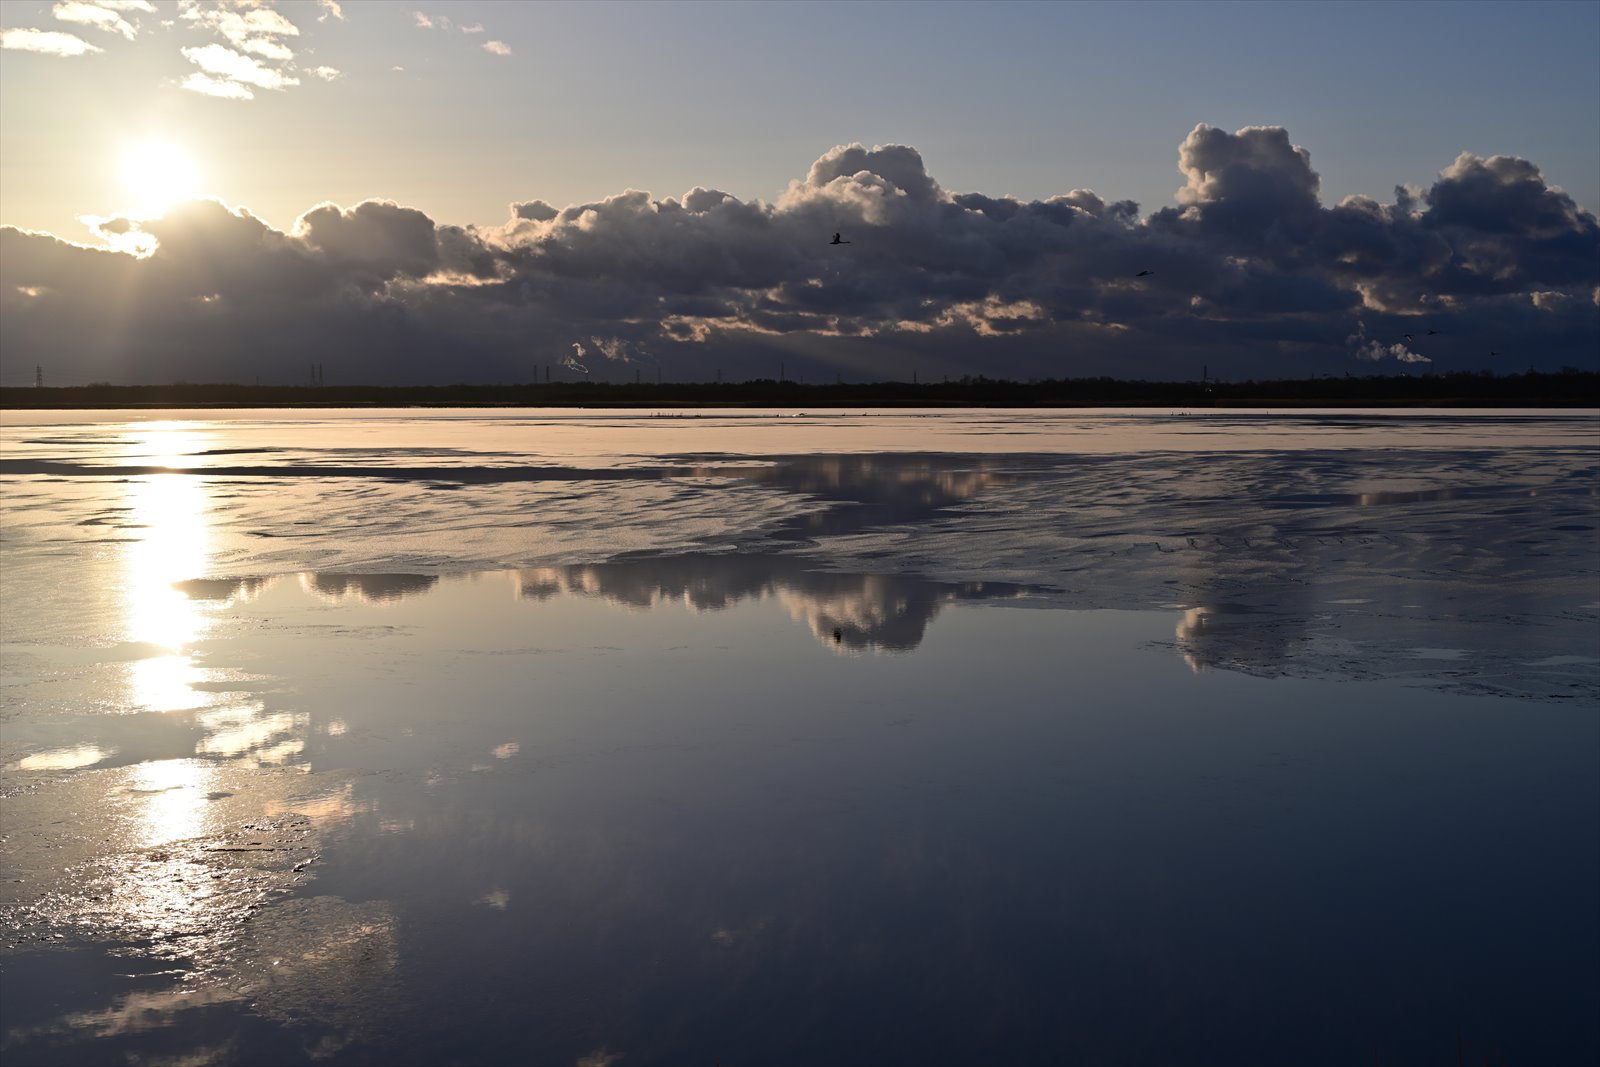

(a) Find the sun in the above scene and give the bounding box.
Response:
[120,141,201,218]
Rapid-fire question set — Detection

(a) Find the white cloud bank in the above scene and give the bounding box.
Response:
[2,127,1596,385]
[181,43,299,90]
[0,27,103,56]
[177,0,305,99]
[52,2,139,41]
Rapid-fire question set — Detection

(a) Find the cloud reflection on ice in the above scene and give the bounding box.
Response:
[301,573,440,603]
[16,744,114,771]
[1173,604,1306,675]
[515,555,1032,652]
[165,559,1034,655]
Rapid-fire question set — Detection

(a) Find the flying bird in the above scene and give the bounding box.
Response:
[830,233,851,245]
[1403,333,1414,343]
[1427,329,1438,335]
[1135,269,1153,277]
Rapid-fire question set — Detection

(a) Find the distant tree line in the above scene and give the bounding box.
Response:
[2,369,1596,409]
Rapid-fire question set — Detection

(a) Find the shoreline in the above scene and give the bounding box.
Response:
[4,370,1598,410]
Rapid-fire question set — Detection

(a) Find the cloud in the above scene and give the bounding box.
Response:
[2,127,1595,386]
[180,71,254,100]
[417,13,501,54]
[238,35,294,61]
[1176,124,1321,229]
[293,200,454,282]
[519,554,1022,652]
[177,1,306,98]
[0,27,103,56]
[306,65,342,81]
[1358,342,1430,365]
[318,0,344,20]
[179,2,300,49]
[564,336,645,374]
[52,2,137,40]
[181,43,299,91]
[1345,321,1431,364]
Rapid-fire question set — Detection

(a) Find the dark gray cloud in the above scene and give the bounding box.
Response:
[3,125,1596,384]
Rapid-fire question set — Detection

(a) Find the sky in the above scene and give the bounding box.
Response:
[1,0,1597,386]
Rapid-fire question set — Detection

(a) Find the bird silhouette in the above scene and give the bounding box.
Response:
[1135,269,1153,277]
[1427,329,1438,335]
[1403,333,1415,343]
[830,232,851,245]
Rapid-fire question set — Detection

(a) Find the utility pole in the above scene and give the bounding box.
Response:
[34,365,42,388]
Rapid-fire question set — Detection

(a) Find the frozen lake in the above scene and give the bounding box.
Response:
[2,409,1597,1064]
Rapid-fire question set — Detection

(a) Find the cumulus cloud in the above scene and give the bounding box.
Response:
[2,127,1596,386]
[180,0,299,47]
[52,2,138,40]
[180,71,254,100]
[305,65,342,81]
[0,27,103,56]
[1358,342,1429,364]
[178,0,304,97]
[1348,323,1430,364]
[1174,124,1322,234]
[180,2,299,49]
[238,35,294,61]
[318,0,344,21]
[416,13,503,55]
[181,43,299,91]
[294,200,450,281]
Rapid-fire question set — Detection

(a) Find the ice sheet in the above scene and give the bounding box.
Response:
[2,408,1597,1065]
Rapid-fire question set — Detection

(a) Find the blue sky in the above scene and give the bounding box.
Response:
[1,1,1596,384]
[3,0,1595,233]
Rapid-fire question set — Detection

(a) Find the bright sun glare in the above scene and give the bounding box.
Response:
[120,142,200,218]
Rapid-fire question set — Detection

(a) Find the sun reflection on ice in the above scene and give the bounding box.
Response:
[130,759,214,848]
[122,426,212,713]
[127,654,209,714]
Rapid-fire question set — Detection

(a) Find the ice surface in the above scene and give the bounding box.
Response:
[1,408,1596,1064]
[3,408,1595,699]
